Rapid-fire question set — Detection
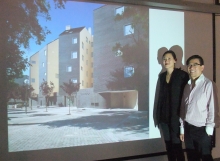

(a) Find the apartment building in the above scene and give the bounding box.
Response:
[93,5,149,110]
[29,27,93,106]
[30,39,59,106]
[59,26,93,94]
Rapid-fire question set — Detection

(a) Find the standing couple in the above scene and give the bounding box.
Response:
[155,50,219,161]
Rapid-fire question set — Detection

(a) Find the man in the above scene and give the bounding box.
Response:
[179,55,219,161]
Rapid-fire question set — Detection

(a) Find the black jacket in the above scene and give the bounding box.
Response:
[155,68,189,130]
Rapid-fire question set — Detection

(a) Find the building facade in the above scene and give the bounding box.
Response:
[29,27,93,107]
[93,5,149,110]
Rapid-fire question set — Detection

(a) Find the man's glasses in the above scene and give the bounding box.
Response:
[187,63,201,68]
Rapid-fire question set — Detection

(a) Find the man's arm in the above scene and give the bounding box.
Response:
[205,81,217,135]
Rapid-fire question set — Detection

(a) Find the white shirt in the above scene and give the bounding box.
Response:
[180,74,220,135]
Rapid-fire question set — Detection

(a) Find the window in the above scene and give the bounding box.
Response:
[71,79,77,83]
[91,62,93,67]
[86,49,88,54]
[82,42,84,49]
[44,72,47,76]
[86,60,88,65]
[81,66,83,71]
[124,24,134,36]
[82,80,84,86]
[115,6,124,15]
[42,62,45,67]
[66,66,72,72]
[82,55,84,61]
[115,49,123,57]
[86,37,88,43]
[44,50,47,56]
[31,78,35,83]
[91,52,93,57]
[72,38,77,44]
[124,66,134,78]
[71,51,77,59]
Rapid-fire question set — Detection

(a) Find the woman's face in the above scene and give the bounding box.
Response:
[162,53,176,70]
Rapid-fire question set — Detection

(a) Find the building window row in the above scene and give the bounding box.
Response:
[115,6,134,36]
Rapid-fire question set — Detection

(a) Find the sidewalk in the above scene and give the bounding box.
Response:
[8,106,83,125]
[8,106,149,152]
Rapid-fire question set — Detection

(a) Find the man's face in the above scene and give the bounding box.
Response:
[187,58,204,80]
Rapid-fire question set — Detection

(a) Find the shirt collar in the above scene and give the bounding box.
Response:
[188,73,204,85]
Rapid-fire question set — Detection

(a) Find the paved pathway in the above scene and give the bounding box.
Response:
[8,106,149,152]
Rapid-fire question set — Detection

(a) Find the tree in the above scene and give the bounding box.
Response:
[60,80,80,114]
[7,83,34,112]
[0,0,66,101]
[7,81,20,104]
[39,79,54,112]
[19,84,34,113]
[0,1,66,159]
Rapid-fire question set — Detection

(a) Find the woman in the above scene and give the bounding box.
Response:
[155,50,189,161]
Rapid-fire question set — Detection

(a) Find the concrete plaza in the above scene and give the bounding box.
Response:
[8,106,149,152]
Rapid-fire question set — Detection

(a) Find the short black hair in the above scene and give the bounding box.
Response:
[186,55,204,65]
[162,50,177,61]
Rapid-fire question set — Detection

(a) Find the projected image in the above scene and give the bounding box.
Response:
[8,1,150,152]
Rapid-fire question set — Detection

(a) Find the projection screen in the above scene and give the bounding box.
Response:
[6,1,213,161]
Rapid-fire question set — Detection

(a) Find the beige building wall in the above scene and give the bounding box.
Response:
[47,39,59,94]
[79,28,93,89]
[30,52,39,94]
[110,91,138,109]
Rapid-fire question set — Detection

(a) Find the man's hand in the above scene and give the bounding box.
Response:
[180,134,184,142]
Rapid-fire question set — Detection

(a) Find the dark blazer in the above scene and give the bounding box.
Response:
[155,68,189,132]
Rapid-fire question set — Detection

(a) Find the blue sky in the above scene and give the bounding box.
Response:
[23,1,103,75]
